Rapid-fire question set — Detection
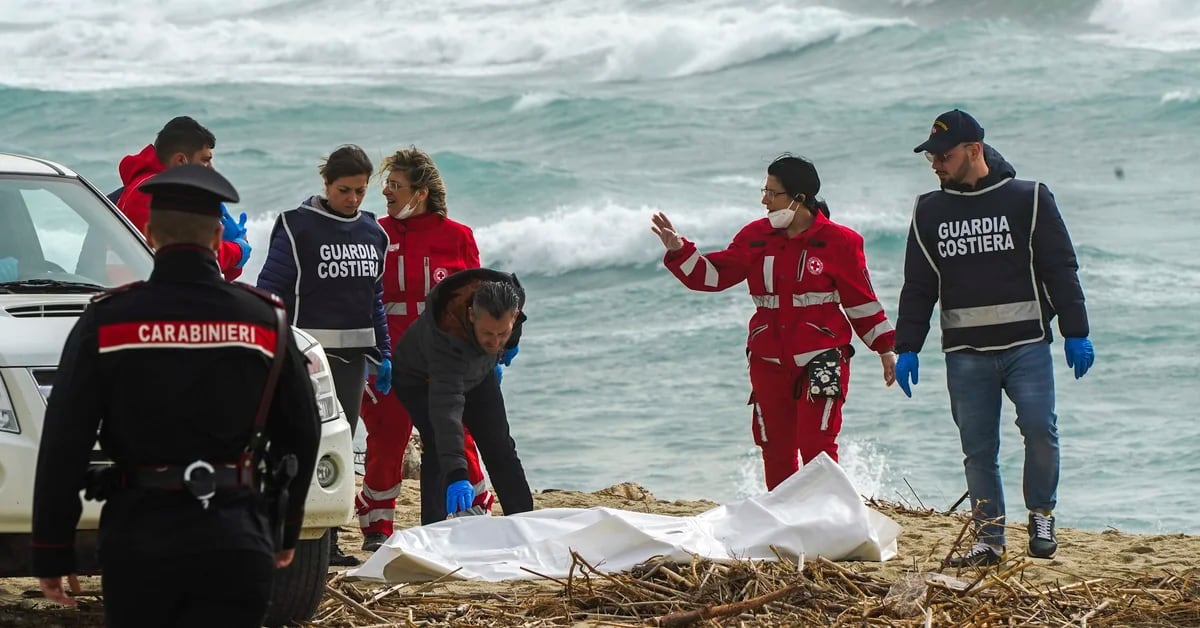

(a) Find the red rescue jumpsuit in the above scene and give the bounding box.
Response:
[663,212,895,490]
[356,212,493,536]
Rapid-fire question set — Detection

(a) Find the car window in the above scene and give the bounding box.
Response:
[0,175,153,287]
[21,188,88,273]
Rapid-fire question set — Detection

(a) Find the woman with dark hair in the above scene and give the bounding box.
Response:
[651,154,897,490]
[354,146,498,545]
[257,144,391,565]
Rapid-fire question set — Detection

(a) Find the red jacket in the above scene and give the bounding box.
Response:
[377,212,480,339]
[664,211,895,367]
[116,144,245,281]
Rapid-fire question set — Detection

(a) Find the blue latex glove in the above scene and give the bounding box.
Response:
[896,352,919,398]
[0,257,17,282]
[445,480,474,516]
[1064,337,1094,380]
[375,358,392,394]
[233,238,252,269]
[500,345,519,367]
[220,204,248,242]
[494,363,504,384]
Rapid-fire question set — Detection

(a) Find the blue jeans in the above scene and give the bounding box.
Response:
[945,341,1058,547]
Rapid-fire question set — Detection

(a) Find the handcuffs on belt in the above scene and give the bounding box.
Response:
[182,460,217,510]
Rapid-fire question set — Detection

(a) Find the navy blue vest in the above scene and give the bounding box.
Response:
[911,178,1051,351]
[275,198,388,351]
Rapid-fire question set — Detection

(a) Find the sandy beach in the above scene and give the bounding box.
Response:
[3,478,1197,626]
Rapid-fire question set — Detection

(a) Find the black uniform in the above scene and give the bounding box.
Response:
[30,166,321,628]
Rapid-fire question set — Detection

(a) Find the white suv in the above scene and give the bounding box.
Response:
[0,152,353,626]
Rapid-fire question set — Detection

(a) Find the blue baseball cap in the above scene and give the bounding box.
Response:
[913,109,985,154]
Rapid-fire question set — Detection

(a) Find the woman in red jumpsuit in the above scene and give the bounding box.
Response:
[356,147,493,550]
[652,154,898,490]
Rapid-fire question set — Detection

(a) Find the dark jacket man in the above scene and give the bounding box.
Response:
[391,268,533,524]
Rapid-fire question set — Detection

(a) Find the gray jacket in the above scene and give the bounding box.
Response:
[390,268,525,481]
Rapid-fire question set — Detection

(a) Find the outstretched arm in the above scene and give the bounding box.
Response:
[653,212,752,292]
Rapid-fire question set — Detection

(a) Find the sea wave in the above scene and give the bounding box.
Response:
[0,0,908,90]
[474,199,908,277]
[1083,0,1200,52]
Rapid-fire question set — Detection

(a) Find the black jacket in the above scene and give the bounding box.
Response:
[391,268,525,481]
[896,145,1089,353]
[31,246,321,577]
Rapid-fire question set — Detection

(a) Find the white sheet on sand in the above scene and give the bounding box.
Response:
[346,453,901,583]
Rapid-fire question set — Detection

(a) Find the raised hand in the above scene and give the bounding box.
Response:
[650,212,684,252]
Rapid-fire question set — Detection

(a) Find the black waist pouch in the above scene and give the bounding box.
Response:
[803,348,845,400]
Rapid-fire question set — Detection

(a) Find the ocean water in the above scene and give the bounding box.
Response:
[3,0,1198,535]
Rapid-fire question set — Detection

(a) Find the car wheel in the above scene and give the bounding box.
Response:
[263,529,332,627]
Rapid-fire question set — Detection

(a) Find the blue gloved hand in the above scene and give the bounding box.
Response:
[375,358,392,394]
[500,345,519,367]
[895,352,919,398]
[233,238,252,269]
[0,257,17,282]
[1064,337,1094,380]
[494,363,504,384]
[220,204,248,242]
[445,480,474,516]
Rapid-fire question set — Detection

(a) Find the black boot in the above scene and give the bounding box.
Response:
[361,532,388,553]
[328,528,360,567]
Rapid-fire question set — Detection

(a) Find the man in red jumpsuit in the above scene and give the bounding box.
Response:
[116,116,250,281]
[356,148,494,550]
[653,155,897,490]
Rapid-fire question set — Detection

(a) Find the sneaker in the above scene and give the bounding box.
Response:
[361,532,388,553]
[1028,511,1058,558]
[947,542,1004,567]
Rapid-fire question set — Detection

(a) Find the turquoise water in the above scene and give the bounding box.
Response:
[3,0,1198,534]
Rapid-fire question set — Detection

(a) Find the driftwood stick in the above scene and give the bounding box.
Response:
[410,566,464,593]
[945,490,970,514]
[520,565,570,587]
[362,583,407,607]
[324,584,390,623]
[1075,599,1112,627]
[657,564,697,589]
[816,557,867,598]
[653,583,807,627]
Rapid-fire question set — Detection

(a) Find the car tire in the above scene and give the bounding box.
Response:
[263,529,332,627]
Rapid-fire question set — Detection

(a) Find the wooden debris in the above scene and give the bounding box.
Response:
[298,507,1200,627]
[4,502,1196,627]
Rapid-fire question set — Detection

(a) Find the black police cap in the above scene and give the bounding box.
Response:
[913,109,985,155]
[137,164,239,217]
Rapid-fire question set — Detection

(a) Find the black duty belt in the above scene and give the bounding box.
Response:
[129,460,249,510]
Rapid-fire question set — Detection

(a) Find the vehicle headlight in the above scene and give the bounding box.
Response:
[316,455,338,488]
[303,344,341,423]
[0,377,19,434]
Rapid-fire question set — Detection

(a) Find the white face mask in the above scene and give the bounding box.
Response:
[767,200,797,229]
[392,198,417,220]
[767,209,794,229]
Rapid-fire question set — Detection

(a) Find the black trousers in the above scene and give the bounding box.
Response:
[397,370,534,524]
[101,548,274,628]
[329,354,367,435]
